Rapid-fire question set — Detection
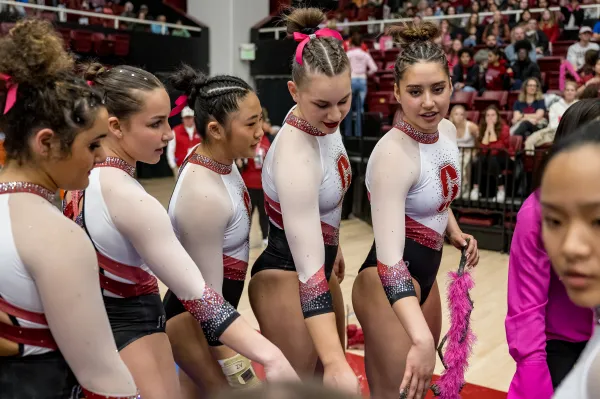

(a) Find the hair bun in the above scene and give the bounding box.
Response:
[0,19,73,86]
[170,64,209,97]
[285,7,325,36]
[82,62,108,83]
[387,22,440,46]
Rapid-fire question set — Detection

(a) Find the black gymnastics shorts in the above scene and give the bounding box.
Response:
[359,238,443,305]
[250,222,338,282]
[103,293,166,351]
[0,351,79,399]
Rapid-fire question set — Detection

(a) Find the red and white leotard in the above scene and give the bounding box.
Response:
[366,119,461,251]
[262,110,352,247]
[169,151,251,288]
[0,184,57,356]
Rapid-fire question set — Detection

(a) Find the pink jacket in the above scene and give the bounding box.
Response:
[505,192,594,399]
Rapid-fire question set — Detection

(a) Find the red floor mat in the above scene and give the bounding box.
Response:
[253,352,507,398]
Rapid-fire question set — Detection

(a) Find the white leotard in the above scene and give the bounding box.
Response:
[366,118,460,251]
[262,108,352,246]
[0,194,51,356]
[83,162,157,298]
[169,153,251,285]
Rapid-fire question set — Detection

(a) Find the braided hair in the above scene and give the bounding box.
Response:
[387,22,450,84]
[0,20,104,163]
[170,65,253,139]
[285,7,349,87]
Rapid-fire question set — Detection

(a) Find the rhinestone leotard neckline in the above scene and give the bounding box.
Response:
[188,153,232,175]
[95,157,136,177]
[394,119,439,144]
[285,113,328,137]
[0,182,56,203]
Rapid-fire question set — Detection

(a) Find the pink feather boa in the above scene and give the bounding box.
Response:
[432,270,476,398]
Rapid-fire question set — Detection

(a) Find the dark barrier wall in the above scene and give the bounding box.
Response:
[250,38,296,76]
[256,78,296,126]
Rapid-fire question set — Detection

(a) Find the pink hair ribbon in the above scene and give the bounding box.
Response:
[169,94,188,118]
[293,28,343,65]
[0,73,18,115]
[87,80,94,86]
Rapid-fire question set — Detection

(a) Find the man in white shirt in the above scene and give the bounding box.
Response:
[567,26,600,70]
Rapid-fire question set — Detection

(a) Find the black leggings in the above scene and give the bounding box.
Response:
[248,188,268,240]
[546,339,588,389]
[473,152,512,190]
[512,120,539,138]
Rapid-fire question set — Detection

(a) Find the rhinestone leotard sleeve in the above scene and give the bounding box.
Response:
[299,265,333,318]
[179,286,241,346]
[377,259,416,306]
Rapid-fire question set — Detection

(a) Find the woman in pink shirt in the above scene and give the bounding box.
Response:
[343,31,377,137]
[505,99,600,399]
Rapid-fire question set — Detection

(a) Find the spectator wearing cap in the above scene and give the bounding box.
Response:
[511,40,542,90]
[167,106,201,176]
[567,27,600,71]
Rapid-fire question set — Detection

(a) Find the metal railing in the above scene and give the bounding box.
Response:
[0,0,202,34]
[259,4,600,39]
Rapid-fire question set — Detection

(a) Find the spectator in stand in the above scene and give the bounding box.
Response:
[520,9,533,24]
[449,105,479,197]
[506,25,538,63]
[474,34,501,64]
[172,20,191,38]
[526,19,550,57]
[539,9,560,44]
[463,26,478,47]
[151,15,169,35]
[585,0,600,20]
[579,82,600,98]
[167,106,201,177]
[121,1,135,18]
[447,39,463,71]
[525,81,579,151]
[567,27,600,71]
[560,0,584,28]
[576,57,600,96]
[452,48,480,92]
[511,40,542,90]
[133,11,148,32]
[505,100,600,399]
[485,48,511,91]
[343,31,378,137]
[139,4,151,20]
[483,10,510,44]
[578,49,599,82]
[594,20,600,41]
[511,77,547,138]
[463,12,479,32]
[439,19,453,47]
[240,118,271,248]
[343,29,368,52]
[470,105,511,202]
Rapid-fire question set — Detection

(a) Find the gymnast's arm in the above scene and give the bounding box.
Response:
[15,199,138,398]
[369,136,433,346]
[272,127,346,368]
[104,172,287,368]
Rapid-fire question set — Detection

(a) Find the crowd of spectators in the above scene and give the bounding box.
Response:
[0,0,192,36]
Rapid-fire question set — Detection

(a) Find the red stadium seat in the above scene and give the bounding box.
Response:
[473,91,508,111]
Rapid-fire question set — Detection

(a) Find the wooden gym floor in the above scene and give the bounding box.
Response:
[142,177,514,394]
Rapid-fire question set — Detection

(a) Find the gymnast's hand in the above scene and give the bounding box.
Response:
[447,231,479,269]
[401,339,435,399]
[333,246,345,283]
[263,351,300,382]
[323,359,360,394]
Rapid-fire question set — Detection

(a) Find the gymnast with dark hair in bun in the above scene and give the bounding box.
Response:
[352,22,479,399]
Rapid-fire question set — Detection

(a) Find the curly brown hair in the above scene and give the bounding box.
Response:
[285,7,350,87]
[387,21,449,83]
[0,19,104,163]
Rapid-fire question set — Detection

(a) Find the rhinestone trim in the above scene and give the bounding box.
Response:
[285,114,327,137]
[299,265,333,318]
[96,157,136,177]
[377,259,417,306]
[394,120,439,144]
[188,154,232,175]
[0,182,56,203]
